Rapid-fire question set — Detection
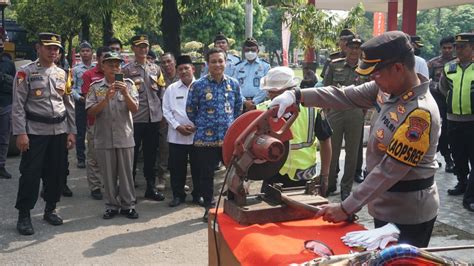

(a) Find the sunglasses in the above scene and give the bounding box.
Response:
[304,240,335,257]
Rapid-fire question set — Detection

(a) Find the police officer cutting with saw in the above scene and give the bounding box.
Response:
[270,31,441,248]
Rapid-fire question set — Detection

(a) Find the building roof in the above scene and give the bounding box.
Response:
[313,0,474,12]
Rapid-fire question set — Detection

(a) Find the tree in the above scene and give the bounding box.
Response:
[161,0,181,56]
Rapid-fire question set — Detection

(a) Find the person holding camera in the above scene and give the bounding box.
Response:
[86,52,139,219]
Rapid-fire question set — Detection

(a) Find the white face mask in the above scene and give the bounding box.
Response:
[245,51,257,61]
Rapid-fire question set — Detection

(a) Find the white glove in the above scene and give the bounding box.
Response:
[269,90,296,118]
[341,223,400,250]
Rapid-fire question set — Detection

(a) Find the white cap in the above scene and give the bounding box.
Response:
[260,66,300,92]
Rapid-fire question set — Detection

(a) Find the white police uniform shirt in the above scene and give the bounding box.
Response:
[232,57,270,104]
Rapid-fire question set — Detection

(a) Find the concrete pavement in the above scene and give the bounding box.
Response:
[1,149,473,264]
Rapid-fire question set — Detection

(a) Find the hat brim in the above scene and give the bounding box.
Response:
[42,41,63,48]
[260,77,300,91]
[133,40,149,46]
[356,62,378,76]
[103,57,124,63]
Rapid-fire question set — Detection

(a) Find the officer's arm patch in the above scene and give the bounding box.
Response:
[386,108,431,167]
[16,71,26,86]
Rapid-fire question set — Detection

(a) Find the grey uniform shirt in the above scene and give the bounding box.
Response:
[301,77,440,224]
[122,61,164,123]
[85,78,138,149]
[12,60,76,135]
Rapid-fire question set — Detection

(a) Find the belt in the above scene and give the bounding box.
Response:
[387,176,434,192]
[26,112,66,124]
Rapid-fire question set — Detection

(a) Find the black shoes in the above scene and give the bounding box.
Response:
[463,201,474,212]
[445,161,455,173]
[62,185,73,197]
[448,183,466,196]
[77,161,86,169]
[144,189,165,201]
[103,209,119,219]
[43,211,63,225]
[17,211,34,235]
[0,167,12,179]
[91,189,103,200]
[203,209,209,223]
[192,197,205,207]
[120,209,139,219]
[169,197,185,207]
[354,173,365,183]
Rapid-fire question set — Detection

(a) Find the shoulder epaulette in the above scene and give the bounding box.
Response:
[20,61,35,70]
[231,54,241,61]
[124,78,134,84]
[90,78,104,87]
[260,58,270,65]
[235,60,244,66]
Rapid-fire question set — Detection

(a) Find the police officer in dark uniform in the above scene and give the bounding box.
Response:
[0,41,16,179]
[427,36,456,173]
[439,33,474,205]
[320,29,355,79]
[12,33,76,235]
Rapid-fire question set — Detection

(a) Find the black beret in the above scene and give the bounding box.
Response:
[38,32,62,48]
[356,31,413,76]
[79,41,92,49]
[176,55,193,67]
[244,37,258,47]
[339,29,355,38]
[213,32,228,43]
[131,34,149,46]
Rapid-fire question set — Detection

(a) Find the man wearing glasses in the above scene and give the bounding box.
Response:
[270,31,441,248]
[438,33,474,210]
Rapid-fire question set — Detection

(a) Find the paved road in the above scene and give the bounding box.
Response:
[1,149,473,264]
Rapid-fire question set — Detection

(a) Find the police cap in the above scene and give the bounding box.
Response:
[244,37,258,47]
[410,35,424,47]
[131,34,149,46]
[455,33,474,43]
[347,37,363,46]
[213,32,228,43]
[102,52,123,63]
[38,32,62,48]
[339,29,355,38]
[176,55,193,67]
[356,31,413,76]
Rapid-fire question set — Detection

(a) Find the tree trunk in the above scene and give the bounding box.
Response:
[160,0,181,56]
[102,10,113,46]
[67,35,74,67]
[273,50,282,66]
[81,16,91,42]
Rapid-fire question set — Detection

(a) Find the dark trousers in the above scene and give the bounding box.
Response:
[374,216,436,248]
[133,122,160,184]
[15,134,68,211]
[355,125,364,176]
[168,143,200,200]
[448,121,474,187]
[75,100,86,162]
[0,107,11,167]
[194,146,222,207]
[432,90,452,162]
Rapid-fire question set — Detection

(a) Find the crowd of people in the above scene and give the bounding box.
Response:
[0,27,473,251]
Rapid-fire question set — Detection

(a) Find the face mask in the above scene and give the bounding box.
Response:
[245,51,257,61]
[414,47,421,56]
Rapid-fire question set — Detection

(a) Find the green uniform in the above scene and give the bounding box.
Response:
[323,58,368,196]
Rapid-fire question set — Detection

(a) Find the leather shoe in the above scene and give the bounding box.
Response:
[354,173,365,183]
[17,213,34,235]
[144,189,165,201]
[120,209,139,219]
[192,197,205,207]
[91,189,103,200]
[77,161,86,169]
[445,161,455,173]
[448,183,466,196]
[0,167,12,179]
[103,209,119,219]
[203,209,209,223]
[463,201,474,212]
[62,185,73,197]
[169,197,185,207]
[43,211,63,225]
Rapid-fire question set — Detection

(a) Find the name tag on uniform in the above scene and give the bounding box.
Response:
[29,76,44,82]
[176,96,184,99]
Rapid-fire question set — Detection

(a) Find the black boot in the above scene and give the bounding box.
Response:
[445,160,455,173]
[144,181,165,201]
[43,203,63,225]
[0,167,12,179]
[17,210,34,235]
[448,182,466,196]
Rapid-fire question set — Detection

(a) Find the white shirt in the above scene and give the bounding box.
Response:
[163,78,196,145]
[414,55,429,79]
